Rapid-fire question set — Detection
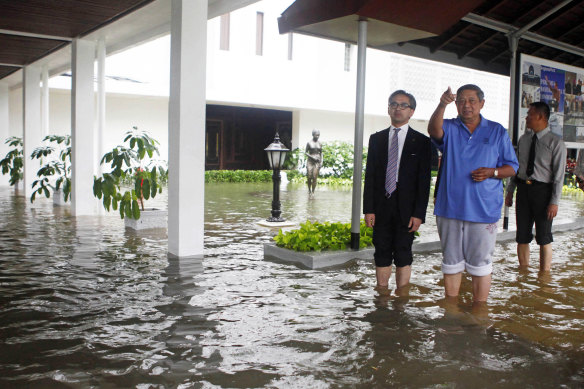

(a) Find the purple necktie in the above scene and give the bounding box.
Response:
[385,127,401,196]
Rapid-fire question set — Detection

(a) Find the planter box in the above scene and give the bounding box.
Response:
[52,189,69,207]
[124,208,167,231]
[264,239,443,269]
[265,217,584,269]
[264,244,374,269]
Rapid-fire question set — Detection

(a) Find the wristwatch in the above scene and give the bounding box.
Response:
[493,168,499,178]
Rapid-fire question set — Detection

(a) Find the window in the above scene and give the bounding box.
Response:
[220,13,230,51]
[256,12,264,56]
[344,43,351,72]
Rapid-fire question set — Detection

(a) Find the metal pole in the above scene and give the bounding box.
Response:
[351,19,367,250]
[268,168,283,222]
[504,34,519,231]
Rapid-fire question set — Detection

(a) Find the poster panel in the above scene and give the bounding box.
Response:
[517,54,584,149]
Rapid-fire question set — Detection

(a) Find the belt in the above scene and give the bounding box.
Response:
[516,177,550,185]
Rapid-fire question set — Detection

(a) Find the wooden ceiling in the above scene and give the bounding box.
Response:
[0,0,154,79]
[383,0,584,75]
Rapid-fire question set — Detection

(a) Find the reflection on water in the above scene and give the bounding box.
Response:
[1,183,584,388]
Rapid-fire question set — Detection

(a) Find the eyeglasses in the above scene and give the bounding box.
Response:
[389,102,412,110]
[455,99,480,105]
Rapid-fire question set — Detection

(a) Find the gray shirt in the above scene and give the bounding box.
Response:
[507,126,566,205]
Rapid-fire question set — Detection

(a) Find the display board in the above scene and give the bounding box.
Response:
[517,53,584,149]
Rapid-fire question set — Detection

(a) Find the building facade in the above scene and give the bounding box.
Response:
[4,0,511,174]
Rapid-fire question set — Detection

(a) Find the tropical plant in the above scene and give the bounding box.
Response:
[0,136,24,186]
[30,135,71,203]
[93,127,167,220]
[282,147,301,170]
[274,220,374,252]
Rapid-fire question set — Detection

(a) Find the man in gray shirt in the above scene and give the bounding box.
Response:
[505,102,566,271]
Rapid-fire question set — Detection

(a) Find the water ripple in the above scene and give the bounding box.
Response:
[1,184,583,388]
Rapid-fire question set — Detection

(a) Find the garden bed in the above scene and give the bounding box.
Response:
[264,217,584,269]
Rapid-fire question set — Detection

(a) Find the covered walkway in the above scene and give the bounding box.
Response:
[0,0,583,258]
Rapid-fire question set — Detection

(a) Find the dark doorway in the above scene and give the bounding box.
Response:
[205,119,222,170]
[205,105,292,170]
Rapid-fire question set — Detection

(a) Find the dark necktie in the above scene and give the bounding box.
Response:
[385,127,401,196]
[526,134,537,177]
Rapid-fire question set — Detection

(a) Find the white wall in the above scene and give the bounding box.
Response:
[9,88,22,137]
[47,89,426,158]
[48,90,169,161]
[205,0,510,124]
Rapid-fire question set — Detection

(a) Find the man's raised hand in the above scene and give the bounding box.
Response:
[440,87,456,107]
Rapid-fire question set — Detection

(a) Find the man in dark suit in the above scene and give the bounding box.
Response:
[363,90,431,295]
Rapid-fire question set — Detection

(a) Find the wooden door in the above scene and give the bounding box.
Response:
[205,119,223,170]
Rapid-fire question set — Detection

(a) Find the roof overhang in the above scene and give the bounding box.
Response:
[278,0,485,47]
[0,0,260,88]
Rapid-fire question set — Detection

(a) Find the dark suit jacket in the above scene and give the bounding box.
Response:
[363,126,432,225]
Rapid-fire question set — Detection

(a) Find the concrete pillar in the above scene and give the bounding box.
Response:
[168,0,207,258]
[291,110,300,150]
[41,66,49,137]
[0,83,9,187]
[23,66,42,197]
[96,38,106,176]
[71,38,97,216]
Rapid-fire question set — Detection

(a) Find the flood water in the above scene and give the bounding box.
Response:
[1,183,584,388]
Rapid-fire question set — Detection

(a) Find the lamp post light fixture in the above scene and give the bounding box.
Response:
[264,132,290,222]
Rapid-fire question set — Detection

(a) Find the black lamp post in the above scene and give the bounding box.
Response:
[264,132,290,222]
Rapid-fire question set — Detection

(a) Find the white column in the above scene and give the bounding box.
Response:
[168,0,207,258]
[96,38,106,176]
[71,38,97,216]
[291,110,300,150]
[23,66,42,197]
[350,19,367,250]
[0,83,9,187]
[41,65,49,137]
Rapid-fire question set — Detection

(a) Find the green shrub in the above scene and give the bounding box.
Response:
[282,148,301,170]
[286,141,367,180]
[285,169,302,181]
[289,175,354,186]
[562,184,584,196]
[205,170,272,183]
[274,220,373,251]
[321,141,367,179]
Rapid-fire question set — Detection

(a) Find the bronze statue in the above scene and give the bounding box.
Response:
[305,129,322,197]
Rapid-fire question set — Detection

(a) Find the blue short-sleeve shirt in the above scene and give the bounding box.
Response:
[433,115,519,223]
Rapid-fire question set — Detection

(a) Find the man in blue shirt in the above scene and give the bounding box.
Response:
[428,84,519,303]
